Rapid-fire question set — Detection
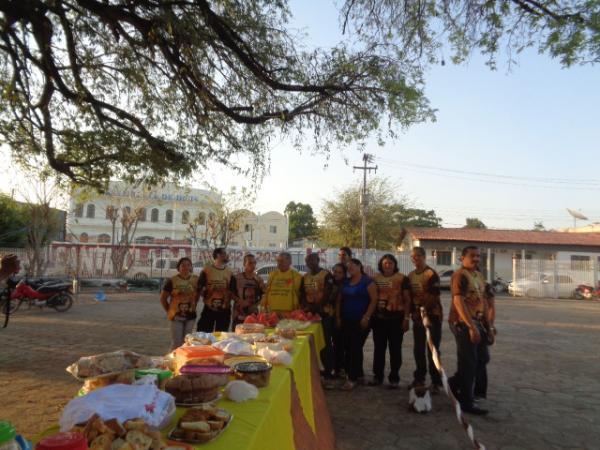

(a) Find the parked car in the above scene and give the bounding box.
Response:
[438,269,454,289]
[508,273,581,298]
[256,265,307,282]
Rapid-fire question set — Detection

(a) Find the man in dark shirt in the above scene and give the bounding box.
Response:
[408,246,443,392]
[447,246,489,415]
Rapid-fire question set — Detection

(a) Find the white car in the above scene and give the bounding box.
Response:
[508,273,580,298]
[438,269,454,289]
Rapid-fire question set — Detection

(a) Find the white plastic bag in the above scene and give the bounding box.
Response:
[224,380,259,403]
[256,347,292,366]
[59,384,176,431]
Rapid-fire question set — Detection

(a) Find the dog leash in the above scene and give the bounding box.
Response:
[419,307,486,450]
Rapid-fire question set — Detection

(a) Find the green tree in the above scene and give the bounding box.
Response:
[320,178,423,250]
[284,202,318,241]
[533,221,546,231]
[465,217,487,229]
[0,195,28,247]
[391,206,442,228]
[2,1,598,188]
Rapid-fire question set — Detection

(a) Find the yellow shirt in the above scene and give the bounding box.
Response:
[262,269,302,312]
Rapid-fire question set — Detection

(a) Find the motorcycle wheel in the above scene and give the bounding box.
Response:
[52,293,73,312]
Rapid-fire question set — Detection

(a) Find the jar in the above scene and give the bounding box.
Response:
[0,422,19,450]
[35,433,87,450]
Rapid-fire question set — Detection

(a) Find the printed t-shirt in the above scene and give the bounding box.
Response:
[198,264,236,311]
[372,272,410,319]
[448,267,486,323]
[163,274,199,321]
[408,266,443,319]
[263,269,302,312]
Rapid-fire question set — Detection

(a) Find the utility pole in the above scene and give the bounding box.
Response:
[353,153,377,261]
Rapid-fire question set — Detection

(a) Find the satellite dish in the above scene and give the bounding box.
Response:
[567,209,588,220]
[567,208,588,228]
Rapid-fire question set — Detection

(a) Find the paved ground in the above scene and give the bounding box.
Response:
[1,292,599,450]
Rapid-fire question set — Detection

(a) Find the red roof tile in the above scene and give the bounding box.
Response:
[408,228,600,247]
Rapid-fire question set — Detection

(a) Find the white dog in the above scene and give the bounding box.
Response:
[408,385,432,413]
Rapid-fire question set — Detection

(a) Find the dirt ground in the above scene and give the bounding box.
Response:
[1,292,599,450]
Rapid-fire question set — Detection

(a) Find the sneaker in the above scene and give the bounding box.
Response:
[367,378,383,387]
[387,381,400,390]
[462,405,488,415]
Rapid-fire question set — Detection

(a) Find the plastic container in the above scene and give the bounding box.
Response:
[233,361,272,388]
[179,364,232,375]
[174,346,225,373]
[35,433,87,450]
[0,422,19,450]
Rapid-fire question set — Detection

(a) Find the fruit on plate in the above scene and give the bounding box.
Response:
[243,312,278,327]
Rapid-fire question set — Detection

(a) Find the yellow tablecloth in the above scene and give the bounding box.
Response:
[37,322,330,450]
[167,321,327,449]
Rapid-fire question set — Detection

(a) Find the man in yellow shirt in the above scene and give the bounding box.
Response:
[262,252,302,312]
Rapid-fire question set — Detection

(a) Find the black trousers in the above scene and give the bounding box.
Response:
[371,314,404,384]
[197,308,231,332]
[342,319,369,381]
[449,322,485,408]
[320,314,335,378]
[333,327,345,374]
[413,317,442,385]
[475,341,490,398]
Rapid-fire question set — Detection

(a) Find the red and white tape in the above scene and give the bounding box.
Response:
[420,307,486,450]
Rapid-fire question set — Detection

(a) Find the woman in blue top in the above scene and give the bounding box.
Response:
[337,258,377,390]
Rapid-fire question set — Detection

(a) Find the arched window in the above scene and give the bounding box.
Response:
[80,233,89,242]
[181,210,190,224]
[166,209,173,223]
[105,205,115,219]
[196,212,206,224]
[97,233,110,243]
[74,203,84,218]
[124,206,131,216]
[138,208,147,222]
[151,208,159,222]
[86,204,95,219]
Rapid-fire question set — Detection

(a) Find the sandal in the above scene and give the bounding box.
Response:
[340,380,355,391]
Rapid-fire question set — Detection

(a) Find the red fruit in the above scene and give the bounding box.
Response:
[244,315,258,324]
[313,313,321,321]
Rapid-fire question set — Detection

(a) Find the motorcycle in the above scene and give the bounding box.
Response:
[9,278,74,313]
[491,276,510,294]
[574,283,600,300]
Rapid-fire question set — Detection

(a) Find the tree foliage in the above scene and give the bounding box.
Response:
[319,177,440,249]
[3,1,597,187]
[533,221,546,231]
[464,217,487,229]
[0,195,28,247]
[285,201,318,241]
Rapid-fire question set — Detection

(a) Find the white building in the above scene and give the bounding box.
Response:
[67,181,288,248]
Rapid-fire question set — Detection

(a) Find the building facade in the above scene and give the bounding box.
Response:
[67,181,288,248]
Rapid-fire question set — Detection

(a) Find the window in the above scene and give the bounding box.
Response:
[74,203,84,218]
[135,236,154,244]
[97,233,110,243]
[182,210,190,224]
[269,225,277,234]
[124,206,131,216]
[151,208,159,222]
[435,251,451,266]
[85,204,95,219]
[165,209,173,223]
[571,255,590,270]
[196,212,206,224]
[245,224,251,232]
[80,232,88,242]
[138,208,147,222]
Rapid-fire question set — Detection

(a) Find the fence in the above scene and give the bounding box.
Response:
[510,258,598,299]
[0,244,415,283]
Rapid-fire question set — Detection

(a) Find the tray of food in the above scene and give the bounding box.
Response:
[168,406,232,444]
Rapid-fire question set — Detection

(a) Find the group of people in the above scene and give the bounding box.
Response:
[160,245,496,415]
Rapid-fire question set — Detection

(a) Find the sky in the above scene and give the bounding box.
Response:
[2,1,599,230]
[205,0,600,230]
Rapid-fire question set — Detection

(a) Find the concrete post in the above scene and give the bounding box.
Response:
[486,247,492,283]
